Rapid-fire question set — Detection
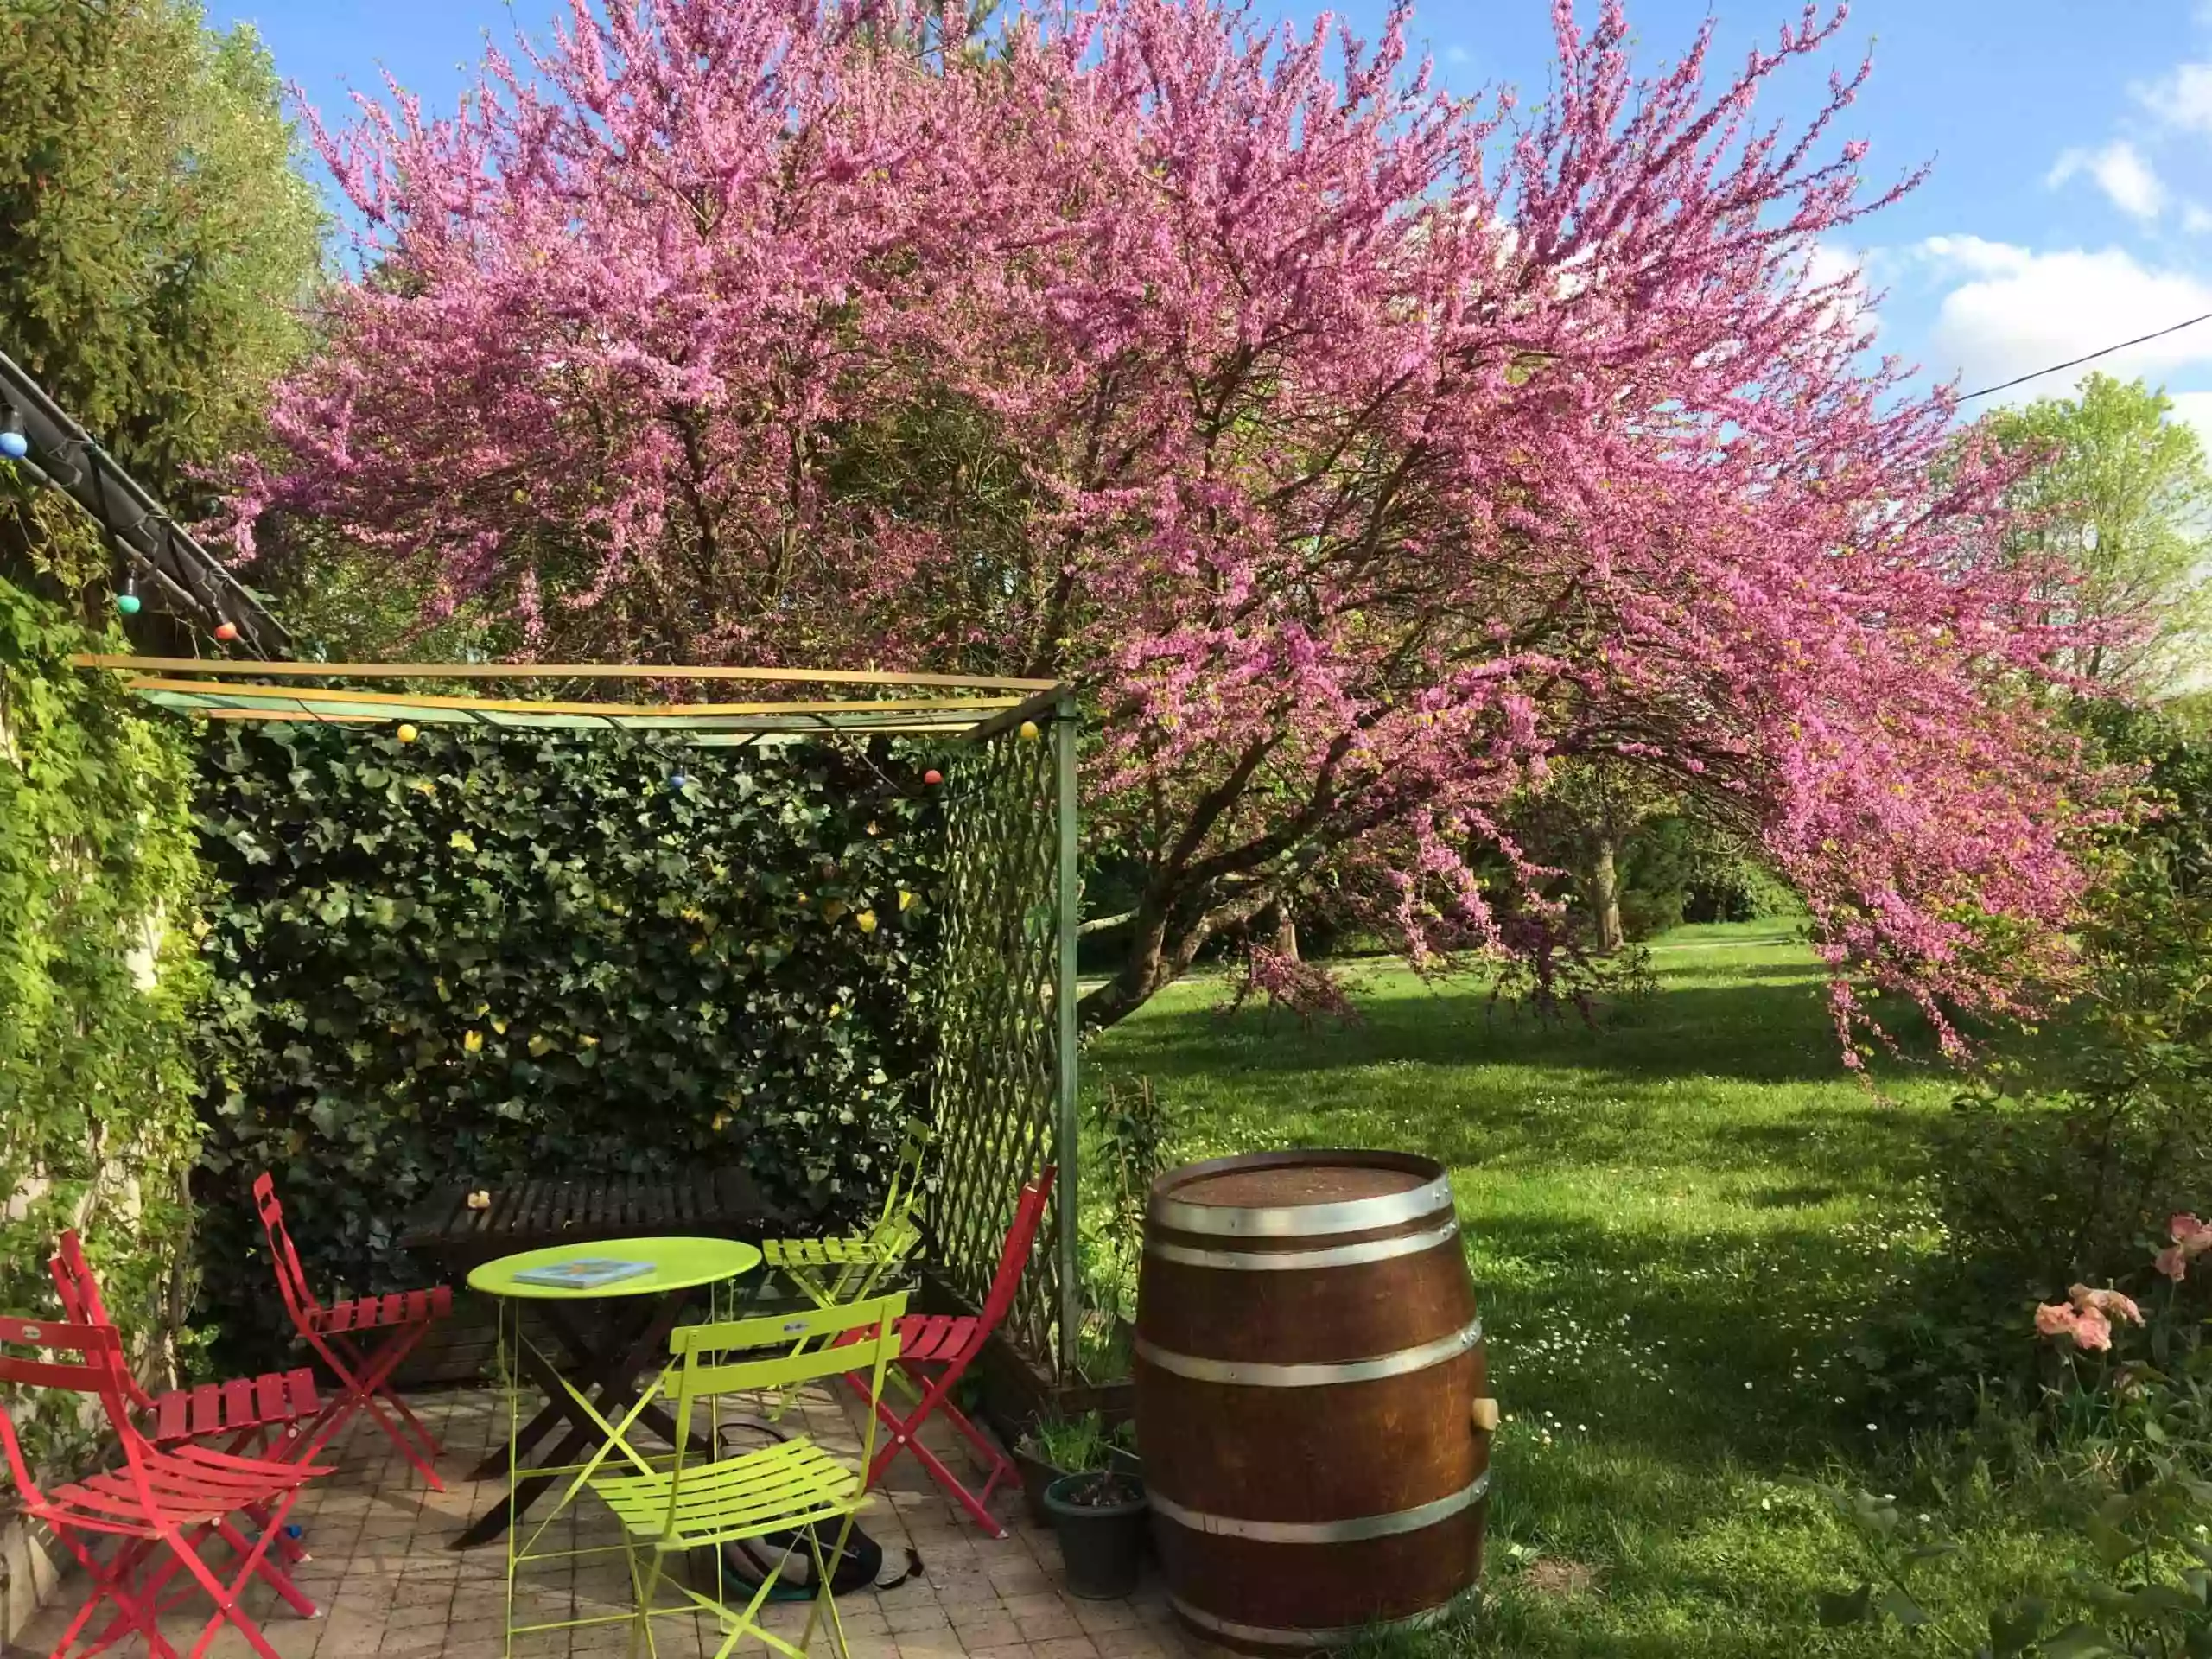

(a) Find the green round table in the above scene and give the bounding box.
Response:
[459,1236,763,1548]
[468,1236,761,1300]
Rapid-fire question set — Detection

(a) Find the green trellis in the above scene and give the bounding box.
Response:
[927,693,1082,1377]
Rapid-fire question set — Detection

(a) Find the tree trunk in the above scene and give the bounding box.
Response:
[1272,899,1299,963]
[1080,908,1177,1032]
[1591,834,1624,954]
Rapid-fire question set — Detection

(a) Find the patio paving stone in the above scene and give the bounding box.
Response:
[11,1386,1207,1659]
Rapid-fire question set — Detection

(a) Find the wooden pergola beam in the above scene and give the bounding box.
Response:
[75,654,1059,694]
[127,677,1021,719]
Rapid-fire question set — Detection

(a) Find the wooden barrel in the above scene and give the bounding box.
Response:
[1134,1150,1490,1654]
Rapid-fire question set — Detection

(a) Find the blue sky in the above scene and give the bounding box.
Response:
[211,0,2212,440]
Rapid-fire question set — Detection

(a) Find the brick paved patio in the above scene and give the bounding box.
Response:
[13,1387,1201,1659]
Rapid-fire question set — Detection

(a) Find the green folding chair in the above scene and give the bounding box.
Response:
[582,1294,908,1659]
[760,1121,931,1309]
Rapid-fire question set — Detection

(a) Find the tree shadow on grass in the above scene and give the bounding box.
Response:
[1440,1102,1934,1194]
[1099,972,1944,1090]
[1465,1206,1902,1482]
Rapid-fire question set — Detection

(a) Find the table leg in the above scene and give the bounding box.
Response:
[465,1295,665,1480]
[535,1304,714,1453]
[452,1289,699,1550]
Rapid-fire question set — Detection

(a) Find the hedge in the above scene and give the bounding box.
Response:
[189,720,944,1367]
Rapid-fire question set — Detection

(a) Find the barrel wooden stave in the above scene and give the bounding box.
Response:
[1152,1508,1488,1646]
[1135,1150,1489,1653]
[1135,1354,1486,1523]
[1137,1235,1475,1367]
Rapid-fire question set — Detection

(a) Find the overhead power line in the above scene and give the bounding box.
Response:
[1958,307,2212,403]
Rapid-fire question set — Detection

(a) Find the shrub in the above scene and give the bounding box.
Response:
[189,720,944,1367]
[1856,703,2212,1427]
[0,579,205,1457]
[1819,1243,2212,1656]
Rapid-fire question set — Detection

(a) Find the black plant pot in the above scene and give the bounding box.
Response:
[1103,1447,1149,1558]
[1044,1471,1148,1600]
[1014,1444,1063,1527]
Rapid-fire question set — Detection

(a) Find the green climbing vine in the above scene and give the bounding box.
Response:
[0,576,206,1464]
[189,721,946,1370]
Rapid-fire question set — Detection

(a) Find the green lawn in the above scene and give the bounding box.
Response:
[1088,922,2074,1656]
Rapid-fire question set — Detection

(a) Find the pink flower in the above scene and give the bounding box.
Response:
[2035,1302,2078,1339]
[2070,1307,2114,1351]
[2069,1284,2144,1325]
[2155,1215,2212,1281]
[2037,1294,2127,1352]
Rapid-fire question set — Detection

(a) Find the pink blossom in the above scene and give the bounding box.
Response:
[218,0,2120,1039]
[2156,1215,2212,1281]
[2036,1300,2116,1352]
[2069,1284,2143,1325]
[2035,1302,2078,1339]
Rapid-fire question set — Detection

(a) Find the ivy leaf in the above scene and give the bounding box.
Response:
[1878,1587,1929,1628]
[2040,1625,2120,1659]
[1988,1597,2047,1657]
[1816,1584,1874,1627]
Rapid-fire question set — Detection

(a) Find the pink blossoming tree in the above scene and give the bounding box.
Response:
[225,0,2107,1040]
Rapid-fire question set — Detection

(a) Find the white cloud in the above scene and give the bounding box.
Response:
[1802,241,1877,338]
[2137,62,2212,133]
[1443,43,1471,66]
[2047,141,2167,219]
[2164,391,2212,454]
[2188,203,2212,235]
[1916,237,2212,399]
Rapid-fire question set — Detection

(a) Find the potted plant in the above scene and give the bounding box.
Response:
[1043,1446,1147,1600]
[1016,1413,1106,1527]
[1106,1416,1142,1484]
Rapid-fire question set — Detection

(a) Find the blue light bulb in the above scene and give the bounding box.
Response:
[116,592,142,615]
[0,432,27,461]
[669,772,688,791]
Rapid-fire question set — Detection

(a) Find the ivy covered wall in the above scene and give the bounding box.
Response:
[0,578,207,1432]
[189,721,944,1365]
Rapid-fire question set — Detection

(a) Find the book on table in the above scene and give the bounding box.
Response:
[511,1257,654,1290]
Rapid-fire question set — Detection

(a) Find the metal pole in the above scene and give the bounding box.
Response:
[0,346,290,656]
[1052,693,1083,1378]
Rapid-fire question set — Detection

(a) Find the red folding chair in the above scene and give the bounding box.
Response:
[251,1172,453,1489]
[0,1313,327,1659]
[52,1230,322,1563]
[836,1167,1055,1538]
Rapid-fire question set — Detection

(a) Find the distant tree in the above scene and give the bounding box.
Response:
[1512,763,1681,956]
[0,0,323,590]
[1983,374,2212,694]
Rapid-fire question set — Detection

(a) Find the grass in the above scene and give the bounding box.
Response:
[1086,921,2082,1657]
